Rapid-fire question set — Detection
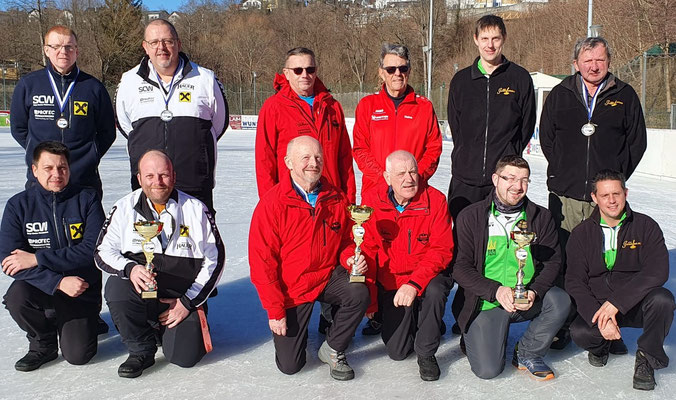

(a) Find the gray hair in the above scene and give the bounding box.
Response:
[385,150,417,172]
[573,37,611,61]
[380,43,411,68]
[145,19,179,40]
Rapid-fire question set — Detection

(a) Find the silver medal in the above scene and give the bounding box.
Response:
[160,109,174,122]
[581,123,596,137]
[56,117,69,129]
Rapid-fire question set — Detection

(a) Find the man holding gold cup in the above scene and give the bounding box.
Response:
[453,155,570,380]
[95,150,224,378]
[360,151,453,381]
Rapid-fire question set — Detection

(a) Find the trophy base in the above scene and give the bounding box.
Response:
[349,274,366,283]
[514,297,530,304]
[141,291,158,299]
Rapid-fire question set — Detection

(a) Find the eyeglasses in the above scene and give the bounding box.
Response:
[284,66,317,75]
[383,65,410,74]
[500,175,531,185]
[144,39,177,49]
[45,44,77,53]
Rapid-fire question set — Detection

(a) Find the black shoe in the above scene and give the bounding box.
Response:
[417,355,440,381]
[609,339,628,355]
[550,328,571,350]
[96,315,109,335]
[588,351,609,367]
[451,322,461,335]
[318,314,332,335]
[14,349,58,372]
[361,318,382,336]
[439,320,447,336]
[633,350,656,390]
[118,354,155,378]
[459,335,466,356]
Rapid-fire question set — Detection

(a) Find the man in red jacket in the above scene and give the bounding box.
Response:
[249,136,369,381]
[353,44,443,195]
[361,151,453,381]
[255,47,355,203]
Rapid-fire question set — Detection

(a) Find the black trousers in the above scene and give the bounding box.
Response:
[570,287,675,369]
[273,267,369,375]
[105,276,208,368]
[3,280,98,365]
[447,177,493,322]
[380,273,453,360]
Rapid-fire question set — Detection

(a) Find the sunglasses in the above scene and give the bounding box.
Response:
[383,65,410,74]
[285,66,317,75]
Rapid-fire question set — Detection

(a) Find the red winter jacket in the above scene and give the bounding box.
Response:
[353,85,443,194]
[249,173,356,320]
[255,74,356,203]
[361,182,453,311]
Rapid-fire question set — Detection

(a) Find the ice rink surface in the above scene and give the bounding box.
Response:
[0,127,674,399]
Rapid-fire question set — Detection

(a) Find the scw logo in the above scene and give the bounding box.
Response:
[32,95,54,106]
[26,221,48,235]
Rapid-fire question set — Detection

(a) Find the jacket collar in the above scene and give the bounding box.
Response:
[273,73,331,101]
[137,52,193,88]
[371,181,431,214]
[470,55,511,80]
[133,189,180,221]
[33,181,77,202]
[46,62,79,84]
[479,188,538,220]
[279,171,338,208]
[378,84,417,104]
[560,72,623,98]
[589,201,634,224]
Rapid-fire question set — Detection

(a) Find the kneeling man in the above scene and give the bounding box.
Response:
[566,170,674,391]
[453,155,570,380]
[249,136,369,381]
[95,150,225,378]
[361,151,453,381]
[1,141,104,371]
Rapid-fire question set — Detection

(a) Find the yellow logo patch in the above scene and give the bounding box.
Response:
[604,100,624,107]
[487,239,497,256]
[69,223,84,239]
[622,240,641,249]
[179,92,191,102]
[180,225,190,237]
[497,87,515,96]
[73,101,88,116]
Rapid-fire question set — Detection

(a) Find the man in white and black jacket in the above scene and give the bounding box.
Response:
[95,150,225,378]
[115,19,228,212]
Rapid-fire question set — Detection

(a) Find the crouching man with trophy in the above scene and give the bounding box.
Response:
[95,150,225,378]
[453,155,570,381]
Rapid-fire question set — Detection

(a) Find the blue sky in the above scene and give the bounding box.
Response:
[141,0,188,12]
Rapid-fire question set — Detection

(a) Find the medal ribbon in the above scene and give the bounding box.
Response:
[46,67,79,115]
[580,75,605,122]
[155,58,183,110]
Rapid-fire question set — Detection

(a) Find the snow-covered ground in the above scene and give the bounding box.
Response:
[0,127,674,400]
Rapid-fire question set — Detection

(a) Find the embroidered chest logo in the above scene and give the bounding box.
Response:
[604,100,624,107]
[73,101,88,116]
[487,239,497,256]
[179,92,191,103]
[180,225,190,237]
[417,233,429,245]
[330,222,341,232]
[497,87,516,96]
[622,240,641,249]
[69,223,84,239]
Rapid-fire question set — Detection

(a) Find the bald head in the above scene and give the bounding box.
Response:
[144,19,179,40]
[137,150,176,205]
[384,150,419,205]
[284,136,324,192]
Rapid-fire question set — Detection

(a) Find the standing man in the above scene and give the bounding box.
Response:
[249,136,368,381]
[447,15,536,333]
[540,37,647,349]
[11,25,116,198]
[256,47,355,203]
[1,142,104,371]
[95,150,225,378]
[566,170,674,391]
[116,19,228,212]
[353,44,443,194]
[453,156,570,380]
[361,151,453,381]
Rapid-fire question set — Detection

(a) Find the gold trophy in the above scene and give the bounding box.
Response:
[347,205,373,283]
[133,221,164,299]
[510,221,536,305]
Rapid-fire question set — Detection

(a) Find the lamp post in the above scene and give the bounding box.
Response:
[426,0,433,98]
[252,71,257,115]
[2,68,6,110]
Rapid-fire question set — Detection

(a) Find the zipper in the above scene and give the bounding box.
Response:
[62,218,71,246]
[52,193,63,248]
[322,220,327,246]
[482,76,490,180]
[408,229,412,254]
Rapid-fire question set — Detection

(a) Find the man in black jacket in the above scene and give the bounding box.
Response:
[1,142,105,371]
[566,170,673,391]
[446,15,536,333]
[540,36,647,350]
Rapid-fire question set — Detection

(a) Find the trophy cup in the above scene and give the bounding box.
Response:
[133,221,164,299]
[510,221,536,305]
[347,205,373,283]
